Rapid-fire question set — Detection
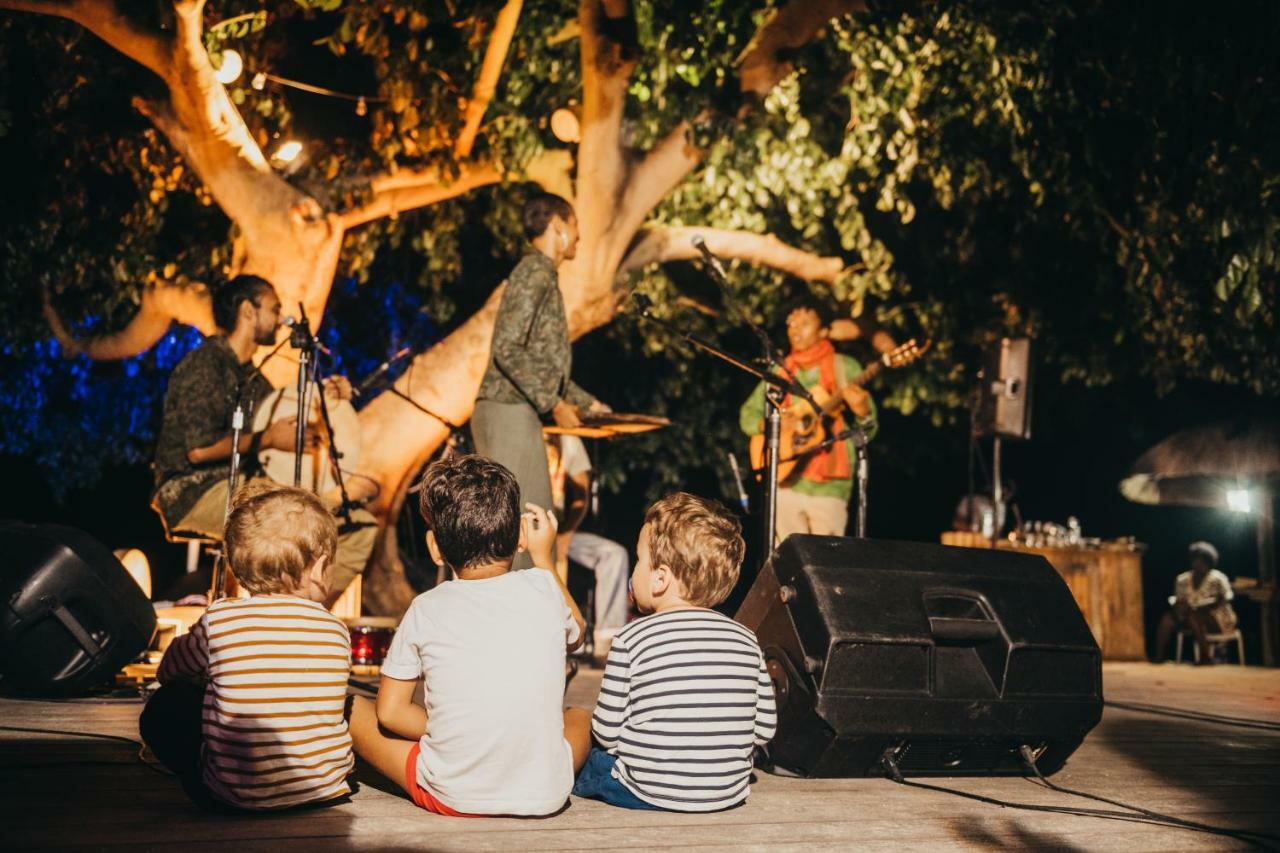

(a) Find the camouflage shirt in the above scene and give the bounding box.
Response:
[477,252,596,414]
[152,335,273,529]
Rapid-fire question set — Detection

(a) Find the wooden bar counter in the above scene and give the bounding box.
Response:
[942,532,1147,661]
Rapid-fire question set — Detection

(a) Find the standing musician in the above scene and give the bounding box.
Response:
[739,295,878,540]
[152,274,378,606]
[473,193,608,569]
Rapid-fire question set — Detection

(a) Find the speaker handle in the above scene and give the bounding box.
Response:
[40,595,105,659]
[924,590,1003,645]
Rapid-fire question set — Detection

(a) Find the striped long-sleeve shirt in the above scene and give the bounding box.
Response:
[591,608,777,812]
[156,596,354,810]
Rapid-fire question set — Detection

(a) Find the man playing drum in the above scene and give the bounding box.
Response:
[152,274,378,606]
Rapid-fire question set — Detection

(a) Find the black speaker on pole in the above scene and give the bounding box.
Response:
[977,337,1034,440]
[0,522,156,697]
[736,535,1101,778]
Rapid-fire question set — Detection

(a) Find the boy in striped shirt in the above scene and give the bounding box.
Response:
[139,483,355,811]
[575,493,778,812]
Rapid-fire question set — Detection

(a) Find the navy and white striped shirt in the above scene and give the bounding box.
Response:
[591,608,777,811]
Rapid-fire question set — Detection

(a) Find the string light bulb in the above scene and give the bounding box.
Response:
[356,96,367,117]
[214,49,243,85]
[251,71,267,90]
[550,106,581,143]
[272,140,304,164]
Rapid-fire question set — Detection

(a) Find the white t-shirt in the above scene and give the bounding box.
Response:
[381,568,581,815]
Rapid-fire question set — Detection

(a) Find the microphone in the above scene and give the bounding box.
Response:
[354,347,412,397]
[691,235,729,282]
[280,315,333,356]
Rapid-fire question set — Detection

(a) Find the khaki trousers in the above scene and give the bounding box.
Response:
[775,487,849,541]
[175,476,378,597]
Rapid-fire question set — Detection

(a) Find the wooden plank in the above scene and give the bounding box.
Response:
[3,662,1279,851]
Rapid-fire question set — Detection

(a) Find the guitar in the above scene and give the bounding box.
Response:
[749,339,930,481]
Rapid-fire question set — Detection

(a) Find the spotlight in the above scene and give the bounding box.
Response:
[214,49,243,85]
[1226,488,1252,513]
[272,140,304,164]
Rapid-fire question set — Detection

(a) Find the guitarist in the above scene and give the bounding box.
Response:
[738,296,877,539]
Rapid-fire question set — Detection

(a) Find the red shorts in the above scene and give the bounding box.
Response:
[404,744,478,817]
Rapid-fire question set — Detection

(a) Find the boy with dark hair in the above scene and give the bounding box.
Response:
[473,192,608,569]
[348,455,592,816]
[575,492,777,812]
[140,482,355,810]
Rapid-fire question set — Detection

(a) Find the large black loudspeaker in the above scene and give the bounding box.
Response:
[977,337,1033,439]
[0,522,156,696]
[737,536,1102,778]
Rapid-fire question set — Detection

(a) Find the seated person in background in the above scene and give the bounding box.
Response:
[139,482,355,811]
[575,493,777,812]
[347,455,592,817]
[1154,541,1238,663]
[547,434,630,654]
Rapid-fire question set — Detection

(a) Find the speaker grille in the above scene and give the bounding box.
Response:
[824,642,930,695]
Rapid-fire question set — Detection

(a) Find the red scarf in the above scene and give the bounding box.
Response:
[783,339,851,481]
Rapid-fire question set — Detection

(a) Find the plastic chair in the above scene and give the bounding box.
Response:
[1175,627,1246,665]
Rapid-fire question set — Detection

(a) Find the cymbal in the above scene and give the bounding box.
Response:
[544,413,670,439]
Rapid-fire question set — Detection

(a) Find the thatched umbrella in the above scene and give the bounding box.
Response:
[1120,417,1278,665]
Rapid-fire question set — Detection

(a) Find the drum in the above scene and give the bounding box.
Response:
[252,384,362,495]
[346,616,398,667]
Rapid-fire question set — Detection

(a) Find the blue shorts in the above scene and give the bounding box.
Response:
[572,748,660,811]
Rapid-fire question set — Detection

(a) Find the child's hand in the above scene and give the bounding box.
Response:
[522,502,558,568]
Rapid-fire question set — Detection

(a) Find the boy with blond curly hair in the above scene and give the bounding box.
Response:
[140,482,355,810]
[576,492,777,812]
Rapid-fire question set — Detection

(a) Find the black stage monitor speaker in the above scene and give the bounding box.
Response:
[978,337,1033,440]
[737,535,1101,778]
[0,522,156,696]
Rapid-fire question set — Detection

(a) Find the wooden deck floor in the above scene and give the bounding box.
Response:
[2,662,1278,852]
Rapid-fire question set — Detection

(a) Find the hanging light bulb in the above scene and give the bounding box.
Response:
[550,106,581,143]
[214,49,243,85]
[251,71,267,90]
[355,96,367,117]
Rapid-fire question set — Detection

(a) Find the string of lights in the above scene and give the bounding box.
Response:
[213,49,382,117]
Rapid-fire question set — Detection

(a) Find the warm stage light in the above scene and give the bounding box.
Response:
[214,49,243,85]
[113,548,152,598]
[272,140,304,164]
[1226,488,1252,513]
[550,107,581,143]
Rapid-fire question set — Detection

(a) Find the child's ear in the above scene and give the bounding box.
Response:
[310,555,329,584]
[652,563,672,598]
[516,520,528,554]
[425,530,445,566]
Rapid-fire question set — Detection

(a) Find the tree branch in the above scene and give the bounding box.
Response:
[0,0,173,81]
[340,163,504,230]
[42,279,214,361]
[737,0,865,103]
[454,0,523,160]
[577,0,638,260]
[619,225,844,282]
[615,119,704,246]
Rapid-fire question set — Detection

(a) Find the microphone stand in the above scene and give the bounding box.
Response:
[636,301,818,563]
[769,423,873,538]
[291,304,357,526]
[211,335,291,602]
[691,240,807,560]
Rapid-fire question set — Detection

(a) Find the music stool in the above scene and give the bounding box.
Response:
[167,530,220,575]
[1175,628,1246,665]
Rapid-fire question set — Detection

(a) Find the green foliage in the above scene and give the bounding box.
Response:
[1,0,1277,502]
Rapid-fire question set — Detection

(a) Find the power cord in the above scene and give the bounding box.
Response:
[1105,699,1280,732]
[0,724,169,775]
[880,748,1280,849]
